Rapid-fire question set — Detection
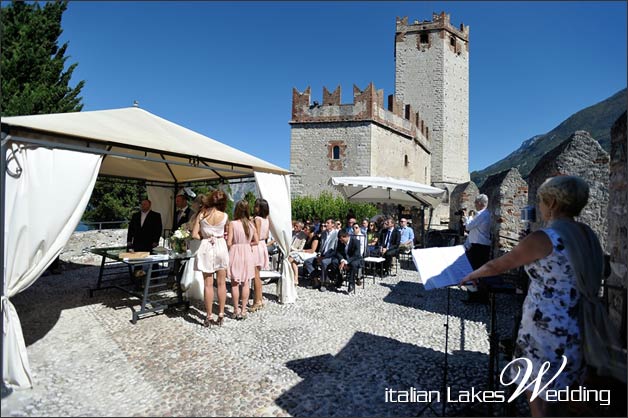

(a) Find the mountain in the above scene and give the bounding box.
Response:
[471,88,627,187]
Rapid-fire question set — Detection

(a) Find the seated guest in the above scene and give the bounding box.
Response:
[378,217,400,274]
[288,225,320,284]
[332,230,364,294]
[290,221,307,251]
[304,218,337,290]
[345,217,357,234]
[367,221,379,255]
[351,224,367,257]
[398,218,415,251]
[360,218,369,235]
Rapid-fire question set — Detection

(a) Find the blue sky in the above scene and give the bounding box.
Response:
[57,1,627,173]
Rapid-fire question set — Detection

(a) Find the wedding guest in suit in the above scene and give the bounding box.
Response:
[174,194,192,230]
[251,198,270,313]
[127,199,162,280]
[127,199,163,252]
[378,217,400,275]
[227,200,258,320]
[192,191,229,327]
[332,230,364,294]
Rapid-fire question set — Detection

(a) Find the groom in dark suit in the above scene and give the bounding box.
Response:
[127,199,163,252]
[332,230,364,294]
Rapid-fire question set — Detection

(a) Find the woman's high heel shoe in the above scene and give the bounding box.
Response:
[249,302,264,313]
[203,316,213,328]
[215,314,224,326]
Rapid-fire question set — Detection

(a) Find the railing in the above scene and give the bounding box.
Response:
[78,220,127,231]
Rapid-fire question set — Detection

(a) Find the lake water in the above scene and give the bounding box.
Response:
[76,222,90,232]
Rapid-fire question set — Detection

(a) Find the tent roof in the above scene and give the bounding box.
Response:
[1,107,290,183]
[330,176,445,208]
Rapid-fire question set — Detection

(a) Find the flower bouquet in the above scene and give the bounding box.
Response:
[170,226,191,254]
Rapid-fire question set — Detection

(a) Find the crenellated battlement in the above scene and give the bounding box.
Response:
[396,11,469,51]
[291,83,430,148]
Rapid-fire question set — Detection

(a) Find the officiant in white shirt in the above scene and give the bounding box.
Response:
[462,194,492,304]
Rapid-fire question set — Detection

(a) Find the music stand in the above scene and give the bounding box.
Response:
[417,285,453,417]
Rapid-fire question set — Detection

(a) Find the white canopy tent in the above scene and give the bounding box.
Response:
[1,107,296,389]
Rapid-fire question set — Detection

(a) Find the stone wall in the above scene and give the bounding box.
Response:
[395,12,469,185]
[526,131,610,250]
[448,181,479,232]
[607,111,627,342]
[289,122,372,197]
[480,168,528,257]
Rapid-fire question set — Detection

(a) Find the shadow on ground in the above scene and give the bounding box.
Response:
[276,331,493,417]
[11,261,106,347]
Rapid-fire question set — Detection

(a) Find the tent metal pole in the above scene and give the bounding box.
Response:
[1,134,8,385]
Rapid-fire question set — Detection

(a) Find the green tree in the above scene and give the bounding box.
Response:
[244,191,257,216]
[83,179,145,226]
[1,0,85,116]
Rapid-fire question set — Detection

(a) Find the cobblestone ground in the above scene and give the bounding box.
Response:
[1,261,530,417]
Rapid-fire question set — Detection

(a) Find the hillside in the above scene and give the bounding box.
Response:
[471,88,626,187]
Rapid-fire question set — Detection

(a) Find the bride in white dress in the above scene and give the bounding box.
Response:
[180,195,205,301]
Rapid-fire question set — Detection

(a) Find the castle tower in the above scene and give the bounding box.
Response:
[395,12,470,193]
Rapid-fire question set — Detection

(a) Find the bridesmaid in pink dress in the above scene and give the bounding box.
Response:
[192,190,229,327]
[227,200,259,320]
[251,198,270,312]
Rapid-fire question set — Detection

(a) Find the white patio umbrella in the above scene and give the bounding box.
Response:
[330,176,445,208]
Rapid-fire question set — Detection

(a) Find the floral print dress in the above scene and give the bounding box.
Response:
[511,228,584,400]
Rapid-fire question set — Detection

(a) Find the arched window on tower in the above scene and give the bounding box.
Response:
[420,33,428,44]
[332,145,340,160]
[404,155,409,167]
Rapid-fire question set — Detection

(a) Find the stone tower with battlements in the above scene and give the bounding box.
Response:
[290,12,470,226]
[395,12,470,192]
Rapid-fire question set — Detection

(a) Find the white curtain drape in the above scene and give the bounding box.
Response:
[254,172,296,304]
[147,185,174,236]
[3,143,102,389]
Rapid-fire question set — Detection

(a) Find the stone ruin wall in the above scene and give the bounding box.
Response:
[449,181,479,233]
[480,169,529,258]
[526,131,610,250]
[607,112,627,342]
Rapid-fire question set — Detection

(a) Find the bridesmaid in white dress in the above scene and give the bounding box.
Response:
[192,190,230,327]
[180,195,205,301]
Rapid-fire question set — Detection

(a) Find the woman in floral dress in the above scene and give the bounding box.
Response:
[460,176,622,416]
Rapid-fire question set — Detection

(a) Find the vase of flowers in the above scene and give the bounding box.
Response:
[170,226,190,254]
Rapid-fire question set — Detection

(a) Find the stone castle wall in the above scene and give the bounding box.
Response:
[290,122,372,197]
[289,83,431,198]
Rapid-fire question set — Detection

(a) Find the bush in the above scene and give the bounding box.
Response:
[292,192,377,223]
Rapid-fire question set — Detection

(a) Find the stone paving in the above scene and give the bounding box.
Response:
[1,260,530,417]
